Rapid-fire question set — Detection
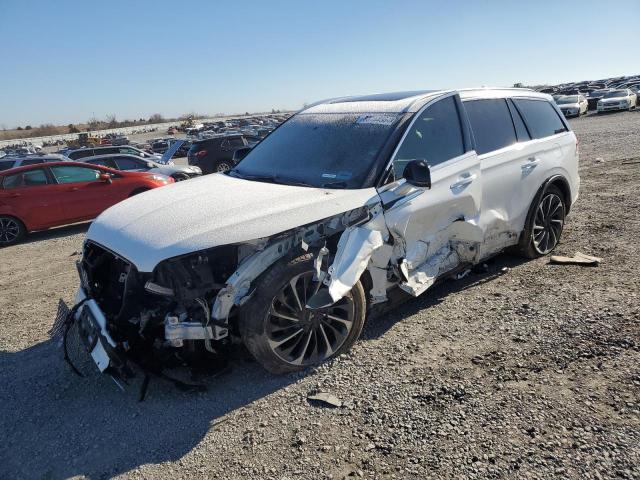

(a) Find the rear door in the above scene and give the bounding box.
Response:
[0,167,65,230]
[462,97,531,256]
[511,98,572,226]
[377,94,482,296]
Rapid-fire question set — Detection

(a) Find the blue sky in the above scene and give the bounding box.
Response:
[1,0,638,127]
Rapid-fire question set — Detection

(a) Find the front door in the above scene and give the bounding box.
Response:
[377,94,482,296]
[48,164,118,221]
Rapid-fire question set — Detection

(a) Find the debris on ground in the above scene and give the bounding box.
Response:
[549,252,602,266]
[307,392,343,408]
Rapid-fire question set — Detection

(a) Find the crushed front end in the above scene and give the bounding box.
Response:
[53,240,239,389]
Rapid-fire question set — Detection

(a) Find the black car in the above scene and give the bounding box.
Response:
[586,90,609,110]
[151,139,191,158]
[187,135,257,174]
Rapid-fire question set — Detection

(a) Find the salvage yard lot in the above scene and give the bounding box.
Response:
[1,112,639,479]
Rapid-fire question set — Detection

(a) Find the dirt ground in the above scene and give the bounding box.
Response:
[1,111,639,480]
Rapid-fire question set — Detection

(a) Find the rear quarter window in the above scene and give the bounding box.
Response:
[512,99,567,139]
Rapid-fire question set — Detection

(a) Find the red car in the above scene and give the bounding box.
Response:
[0,161,174,246]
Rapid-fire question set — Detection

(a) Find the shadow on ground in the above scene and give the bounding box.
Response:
[1,252,528,479]
[22,221,91,245]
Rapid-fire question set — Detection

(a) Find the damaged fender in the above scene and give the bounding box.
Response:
[324,206,391,303]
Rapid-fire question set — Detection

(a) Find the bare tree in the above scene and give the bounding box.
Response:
[148,113,165,124]
[106,114,118,128]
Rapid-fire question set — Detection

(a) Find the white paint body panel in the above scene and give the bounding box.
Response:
[87,173,379,272]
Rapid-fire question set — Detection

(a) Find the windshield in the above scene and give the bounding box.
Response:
[556,96,578,104]
[604,90,627,98]
[229,112,400,188]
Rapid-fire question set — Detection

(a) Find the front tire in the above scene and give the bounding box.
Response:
[517,185,566,259]
[0,215,26,247]
[239,253,367,374]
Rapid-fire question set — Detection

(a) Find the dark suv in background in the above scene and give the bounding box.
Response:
[187,135,258,173]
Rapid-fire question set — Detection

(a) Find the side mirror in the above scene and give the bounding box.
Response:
[402,159,431,188]
[98,173,112,184]
[232,146,252,163]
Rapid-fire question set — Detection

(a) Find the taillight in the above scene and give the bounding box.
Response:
[195,150,207,158]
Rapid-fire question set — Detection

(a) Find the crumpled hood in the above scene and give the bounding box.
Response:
[87,173,380,272]
[599,97,625,104]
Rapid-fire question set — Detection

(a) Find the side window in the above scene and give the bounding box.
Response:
[50,165,101,184]
[464,99,517,155]
[392,96,464,177]
[86,158,114,168]
[0,161,14,172]
[512,99,567,139]
[2,168,49,189]
[21,158,45,166]
[229,137,245,148]
[115,157,144,170]
[69,149,94,160]
[507,99,531,142]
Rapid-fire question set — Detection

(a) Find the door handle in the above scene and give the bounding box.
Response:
[68,187,80,192]
[8,193,21,198]
[522,156,540,170]
[450,173,476,190]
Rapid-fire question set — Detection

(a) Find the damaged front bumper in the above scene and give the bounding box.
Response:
[52,288,131,384]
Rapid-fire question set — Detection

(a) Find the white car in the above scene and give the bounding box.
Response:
[597,89,637,112]
[556,94,588,117]
[57,88,579,380]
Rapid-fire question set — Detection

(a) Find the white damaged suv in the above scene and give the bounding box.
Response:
[58,88,579,379]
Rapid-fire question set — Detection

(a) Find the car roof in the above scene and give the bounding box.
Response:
[0,154,68,162]
[83,154,145,161]
[301,87,547,114]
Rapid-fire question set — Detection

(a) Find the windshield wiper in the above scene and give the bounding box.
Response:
[228,170,314,188]
[322,180,348,189]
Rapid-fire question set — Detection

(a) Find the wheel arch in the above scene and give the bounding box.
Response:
[0,212,29,231]
[545,174,572,216]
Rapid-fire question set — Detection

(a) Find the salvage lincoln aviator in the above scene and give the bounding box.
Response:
[55,88,579,383]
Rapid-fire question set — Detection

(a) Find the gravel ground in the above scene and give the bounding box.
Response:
[1,111,639,480]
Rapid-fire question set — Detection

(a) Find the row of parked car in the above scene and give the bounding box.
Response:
[0,112,293,245]
[540,74,640,117]
[0,141,207,245]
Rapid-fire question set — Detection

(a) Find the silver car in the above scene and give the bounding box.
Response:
[0,154,70,172]
[81,154,201,181]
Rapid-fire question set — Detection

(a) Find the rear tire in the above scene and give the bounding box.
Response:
[239,253,367,374]
[0,215,26,247]
[517,185,566,259]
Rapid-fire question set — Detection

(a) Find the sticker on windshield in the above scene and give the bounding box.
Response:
[355,114,397,126]
[322,171,352,180]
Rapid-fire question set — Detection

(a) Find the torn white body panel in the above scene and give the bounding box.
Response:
[326,226,384,302]
[324,207,390,303]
